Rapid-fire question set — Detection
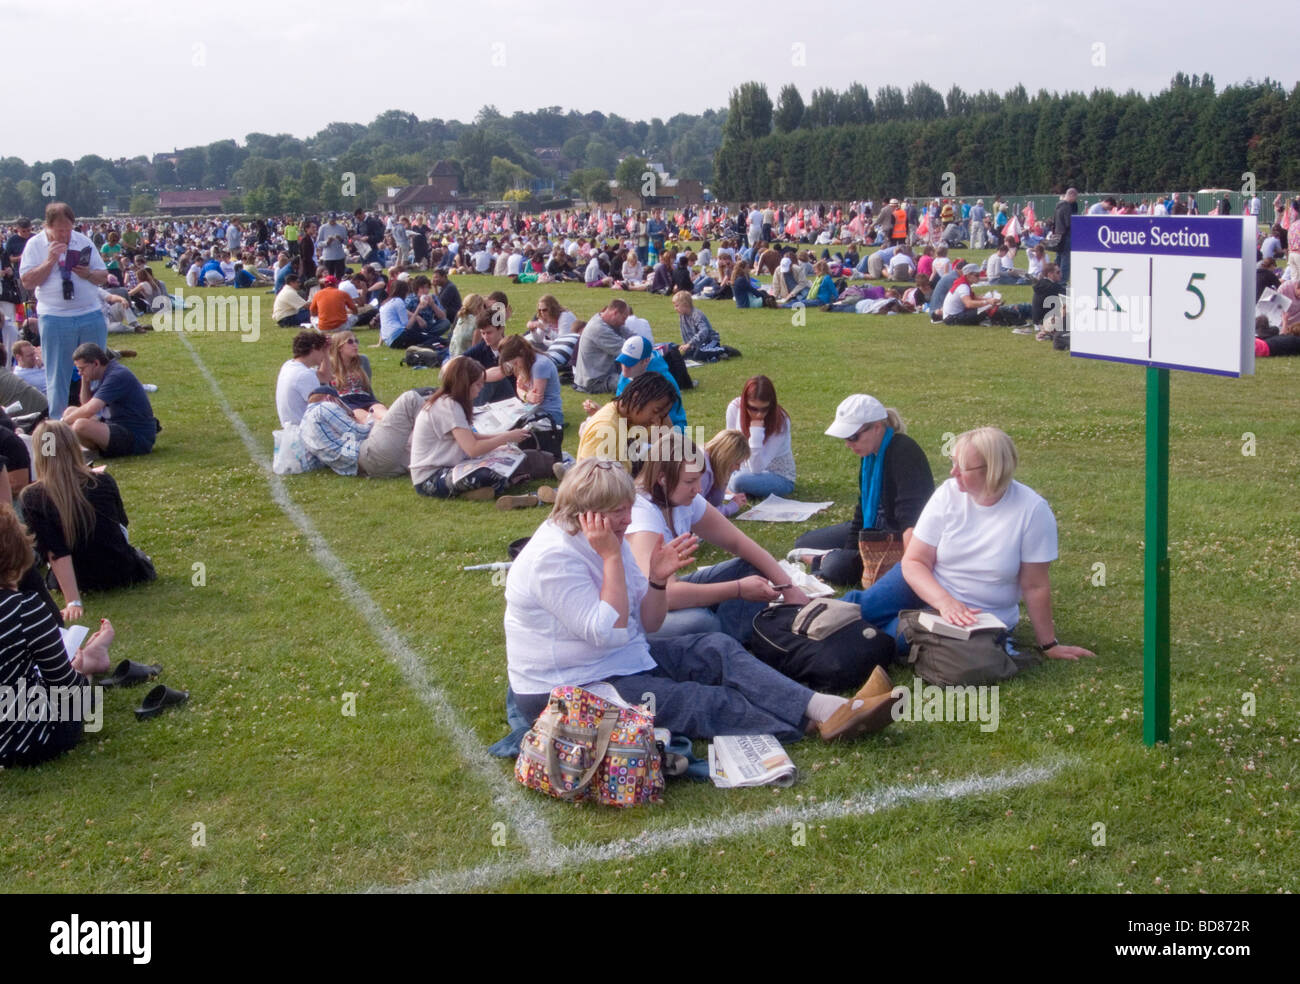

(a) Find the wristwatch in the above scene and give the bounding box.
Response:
[1038,637,1059,651]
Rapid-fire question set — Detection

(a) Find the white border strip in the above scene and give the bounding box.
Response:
[379,760,1065,893]
[177,333,556,860]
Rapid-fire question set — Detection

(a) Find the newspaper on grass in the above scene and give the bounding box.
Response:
[735,494,833,523]
[472,397,530,434]
[708,734,797,788]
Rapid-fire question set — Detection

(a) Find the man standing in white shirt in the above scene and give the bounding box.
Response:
[18,202,109,417]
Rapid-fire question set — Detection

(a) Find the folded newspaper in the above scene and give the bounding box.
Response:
[734,494,833,523]
[708,734,797,788]
[472,397,530,434]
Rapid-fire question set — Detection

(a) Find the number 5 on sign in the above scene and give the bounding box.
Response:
[1149,254,1249,375]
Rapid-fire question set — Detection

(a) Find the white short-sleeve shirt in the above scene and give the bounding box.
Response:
[911,478,1058,627]
[627,491,709,541]
[19,229,107,317]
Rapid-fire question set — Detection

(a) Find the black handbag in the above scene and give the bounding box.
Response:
[749,600,896,692]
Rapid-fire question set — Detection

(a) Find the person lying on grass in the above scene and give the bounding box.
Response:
[504,457,900,743]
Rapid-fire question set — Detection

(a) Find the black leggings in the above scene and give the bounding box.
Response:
[0,718,83,768]
[793,521,863,586]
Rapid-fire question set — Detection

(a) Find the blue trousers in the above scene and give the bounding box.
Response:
[41,310,108,418]
[841,561,922,653]
[513,632,813,742]
[647,557,766,644]
[730,471,795,498]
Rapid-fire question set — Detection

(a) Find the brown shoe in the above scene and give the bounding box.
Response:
[494,493,539,510]
[536,485,558,504]
[462,487,497,502]
[818,689,903,741]
[853,665,893,702]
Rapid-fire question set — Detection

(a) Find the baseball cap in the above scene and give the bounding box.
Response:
[615,335,653,367]
[825,394,887,439]
[319,275,338,287]
[779,257,792,272]
[961,264,981,277]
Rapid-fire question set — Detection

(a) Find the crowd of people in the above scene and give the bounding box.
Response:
[4,181,1296,771]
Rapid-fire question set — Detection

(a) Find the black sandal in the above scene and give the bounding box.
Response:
[99,659,163,689]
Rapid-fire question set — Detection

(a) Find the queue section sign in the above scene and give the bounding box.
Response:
[1070,215,1255,377]
[1065,214,1255,747]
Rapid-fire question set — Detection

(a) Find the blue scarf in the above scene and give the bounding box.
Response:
[859,427,894,529]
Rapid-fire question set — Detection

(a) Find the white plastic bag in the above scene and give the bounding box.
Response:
[272,425,321,475]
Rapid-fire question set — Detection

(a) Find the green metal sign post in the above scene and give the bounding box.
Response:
[1143,367,1170,746]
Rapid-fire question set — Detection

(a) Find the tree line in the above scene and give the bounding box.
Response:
[716,75,1300,202]
[0,105,726,217]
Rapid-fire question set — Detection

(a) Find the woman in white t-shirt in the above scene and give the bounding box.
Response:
[724,375,796,499]
[842,427,1095,664]
[408,356,554,500]
[505,458,897,742]
[626,432,808,643]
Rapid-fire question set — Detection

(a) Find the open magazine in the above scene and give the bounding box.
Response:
[708,734,797,788]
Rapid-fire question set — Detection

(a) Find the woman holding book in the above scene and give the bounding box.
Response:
[842,427,1094,663]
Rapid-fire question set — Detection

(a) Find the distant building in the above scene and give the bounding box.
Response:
[376,160,479,215]
[157,190,228,215]
[605,173,706,212]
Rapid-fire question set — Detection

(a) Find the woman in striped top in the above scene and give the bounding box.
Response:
[0,505,114,768]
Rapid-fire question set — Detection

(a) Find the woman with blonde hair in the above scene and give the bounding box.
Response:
[842,426,1095,672]
[504,458,896,741]
[448,292,488,358]
[701,429,749,518]
[524,294,576,346]
[19,421,155,623]
[329,330,386,418]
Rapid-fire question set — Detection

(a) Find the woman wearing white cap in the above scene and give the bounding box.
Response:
[841,426,1094,667]
[792,395,934,586]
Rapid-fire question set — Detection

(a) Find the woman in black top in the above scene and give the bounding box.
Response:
[793,395,936,586]
[19,421,154,623]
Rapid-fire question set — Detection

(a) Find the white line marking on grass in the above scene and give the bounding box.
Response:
[378,760,1065,893]
[176,333,555,860]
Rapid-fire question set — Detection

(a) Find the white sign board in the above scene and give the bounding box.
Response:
[1067,215,1255,377]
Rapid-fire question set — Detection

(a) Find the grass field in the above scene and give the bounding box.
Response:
[2,256,1296,894]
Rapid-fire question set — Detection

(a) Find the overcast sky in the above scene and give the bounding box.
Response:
[9,0,1291,163]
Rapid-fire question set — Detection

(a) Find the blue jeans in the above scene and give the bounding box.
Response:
[512,633,813,742]
[41,309,108,417]
[841,561,922,652]
[648,557,765,645]
[730,471,795,498]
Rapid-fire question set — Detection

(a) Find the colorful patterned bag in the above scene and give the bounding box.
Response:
[515,685,664,807]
